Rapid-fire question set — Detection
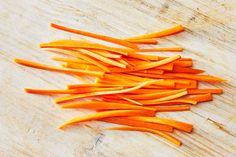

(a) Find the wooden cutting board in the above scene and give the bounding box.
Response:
[0,0,236,156]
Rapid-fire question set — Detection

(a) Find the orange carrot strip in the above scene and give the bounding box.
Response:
[139,69,164,75]
[58,110,155,129]
[40,40,128,55]
[133,55,181,71]
[101,117,173,132]
[126,116,193,133]
[156,63,174,71]
[61,101,155,111]
[187,89,223,95]
[78,49,126,68]
[67,83,122,89]
[129,73,174,79]
[170,66,204,74]
[105,126,181,146]
[185,93,213,102]
[51,23,138,49]
[165,73,225,82]
[175,80,198,89]
[121,88,186,100]
[140,99,197,106]
[126,25,184,40]
[125,39,158,44]
[50,49,110,72]
[55,80,159,103]
[127,51,159,61]
[174,61,192,67]
[14,58,104,77]
[154,105,190,112]
[159,56,192,61]
[139,47,183,52]
[52,57,90,64]
[118,96,144,106]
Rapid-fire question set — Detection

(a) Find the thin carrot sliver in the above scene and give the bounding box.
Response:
[187,89,223,94]
[14,58,104,77]
[126,25,184,40]
[101,117,173,132]
[185,93,213,102]
[105,126,181,146]
[126,116,193,133]
[139,47,183,52]
[154,105,190,112]
[125,39,158,44]
[51,23,139,49]
[170,66,204,74]
[58,110,155,129]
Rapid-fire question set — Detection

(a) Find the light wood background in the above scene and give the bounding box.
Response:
[0,0,236,157]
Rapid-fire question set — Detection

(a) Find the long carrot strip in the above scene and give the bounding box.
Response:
[173,61,192,67]
[61,101,155,111]
[165,73,225,82]
[170,66,205,74]
[59,110,155,129]
[133,55,181,71]
[89,50,122,59]
[126,25,184,40]
[14,58,104,77]
[188,89,223,94]
[51,23,139,49]
[55,80,159,103]
[101,117,173,132]
[140,99,197,106]
[67,83,122,89]
[118,95,144,106]
[185,93,213,102]
[125,39,158,44]
[139,47,183,52]
[105,126,182,146]
[126,116,193,133]
[154,105,190,112]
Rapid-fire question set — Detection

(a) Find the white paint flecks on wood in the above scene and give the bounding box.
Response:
[0,0,236,157]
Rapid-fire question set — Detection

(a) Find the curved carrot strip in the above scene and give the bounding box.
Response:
[118,95,143,105]
[101,117,173,132]
[105,126,181,146]
[14,58,104,77]
[133,55,181,71]
[59,110,155,129]
[125,39,158,44]
[165,73,225,82]
[126,25,184,40]
[51,23,139,49]
[126,116,193,133]
[139,47,183,52]
[55,80,159,103]
[40,40,128,55]
[61,101,155,111]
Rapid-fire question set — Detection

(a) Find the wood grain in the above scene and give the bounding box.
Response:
[0,0,236,156]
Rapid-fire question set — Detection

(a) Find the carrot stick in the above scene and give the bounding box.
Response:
[139,47,183,52]
[58,110,155,129]
[187,89,223,94]
[154,105,190,112]
[118,95,144,105]
[88,50,122,59]
[67,83,122,89]
[126,116,193,133]
[105,126,182,146]
[50,23,139,49]
[125,39,158,44]
[55,80,160,103]
[126,25,184,40]
[169,66,204,74]
[40,40,128,55]
[133,55,181,71]
[185,93,213,102]
[14,58,104,77]
[61,101,155,111]
[173,61,192,67]
[140,99,197,106]
[101,117,173,132]
[165,73,225,82]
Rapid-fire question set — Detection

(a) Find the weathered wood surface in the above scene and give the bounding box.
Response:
[0,0,236,156]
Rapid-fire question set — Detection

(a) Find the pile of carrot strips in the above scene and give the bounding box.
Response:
[15,23,225,146]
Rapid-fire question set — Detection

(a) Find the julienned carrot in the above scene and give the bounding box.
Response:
[185,93,213,102]
[55,80,159,103]
[101,117,173,132]
[40,40,129,55]
[89,50,122,59]
[61,101,154,110]
[139,99,197,105]
[24,87,123,95]
[170,66,205,74]
[105,126,182,146]
[187,89,223,94]
[173,61,193,67]
[50,23,139,49]
[126,25,184,40]
[154,105,190,112]
[133,55,181,71]
[50,49,110,72]
[118,95,143,105]
[126,116,193,133]
[67,83,122,89]
[14,58,104,77]
[125,39,158,44]
[139,47,183,52]
[59,110,156,129]
[165,73,225,82]
[127,51,159,61]
[78,49,126,68]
